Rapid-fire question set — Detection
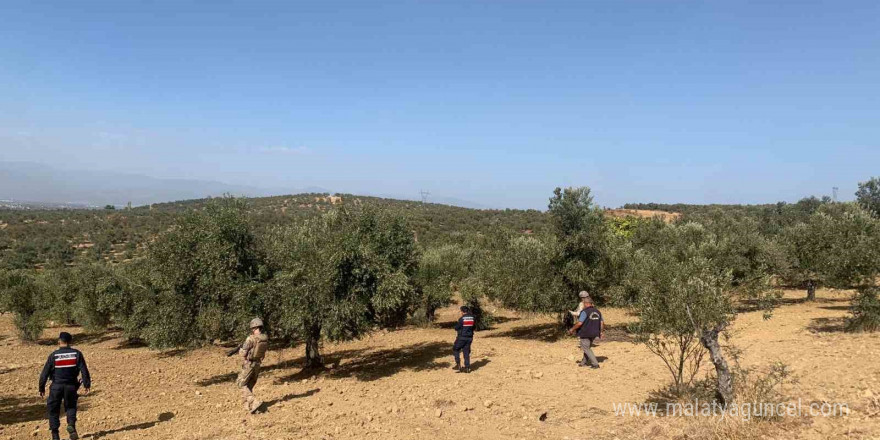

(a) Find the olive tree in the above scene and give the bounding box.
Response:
[629,221,780,405]
[784,203,880,301]
[547,187,617,304]
[480,231,568,314]
[266,208,420,368]
[856,176,880,218]
[135,196,269,348]
[479,187,634,327]
[416,244,476,322]
[0,270,48,341]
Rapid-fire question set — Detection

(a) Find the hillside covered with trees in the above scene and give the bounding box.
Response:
[2,178,880,406]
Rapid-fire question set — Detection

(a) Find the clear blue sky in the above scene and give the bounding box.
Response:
[1,1,878,209]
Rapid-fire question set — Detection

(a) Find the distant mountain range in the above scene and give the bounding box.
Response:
[0,162,487,209]
[0,162,328,207]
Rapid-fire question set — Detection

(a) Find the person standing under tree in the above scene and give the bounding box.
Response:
[452,306,475,373]
[234,318,269,414]
[568,294,604,369]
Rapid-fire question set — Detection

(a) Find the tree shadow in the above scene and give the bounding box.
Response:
[819,305,850,311]
[599,324,633,343]
[486,322,633,343]
[277,342,451,382]
[156,349,188,359]
[112,338,148,350]
[38,331,117,346]
[739,295,851,313]
[261,388,320,411]
[643,379,717,415]
[83,412,175,439]
[0,396,46,425]
[737,297,804,313]
[485,322,567,342]
[196,348,371,387]
[434,316,519,330]
[807,317,847,333]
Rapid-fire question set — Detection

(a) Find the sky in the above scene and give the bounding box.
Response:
[1,1,879,209]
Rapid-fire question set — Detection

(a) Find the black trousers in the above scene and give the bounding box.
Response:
[453,338,472,368]
[47,383,78,431]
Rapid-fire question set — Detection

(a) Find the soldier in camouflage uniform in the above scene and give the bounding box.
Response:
[235,318,269,414]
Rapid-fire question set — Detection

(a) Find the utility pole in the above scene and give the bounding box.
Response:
[832,187,839,203]
[419,189,430,204]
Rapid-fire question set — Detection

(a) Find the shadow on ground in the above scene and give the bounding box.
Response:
[38,330,118,346]
[468,359,490,372]
[262,388,321,411]
[807,317,848,333]
[485,322,567,342]
[435,316,519,330]
[277,341,451,383]
[112,338,148,350]
[0,396,46,425]
[83,412,175,439]
[197,348,372,387]
[485,322,632,343]
[0,394,96,426]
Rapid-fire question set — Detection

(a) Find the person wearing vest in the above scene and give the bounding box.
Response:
[38,332,91,440]
[452,306,476,373]
[568,293,604,369]
[236,318,269,413]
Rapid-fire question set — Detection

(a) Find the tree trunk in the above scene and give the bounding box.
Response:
[806,280,817,301]
[304,325,323,368]
[699,323,734,406]
[425,305,436,323]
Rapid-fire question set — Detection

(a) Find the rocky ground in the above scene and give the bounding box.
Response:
[1,289,879,440]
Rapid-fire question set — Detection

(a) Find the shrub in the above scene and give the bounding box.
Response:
[0,270,48,341]
[846,287,880,332]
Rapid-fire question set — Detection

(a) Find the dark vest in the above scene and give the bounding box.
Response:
[577,307,602,339]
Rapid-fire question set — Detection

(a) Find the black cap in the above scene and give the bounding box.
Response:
[59,332,72,344]
[460,306,470,314]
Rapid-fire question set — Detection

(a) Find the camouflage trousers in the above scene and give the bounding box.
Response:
[236,361,262,411]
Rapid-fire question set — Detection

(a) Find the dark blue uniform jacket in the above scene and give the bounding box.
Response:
[454,314,476,339]
[39,347,91,393]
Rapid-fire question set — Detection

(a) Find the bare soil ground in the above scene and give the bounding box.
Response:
[1,289,879,440]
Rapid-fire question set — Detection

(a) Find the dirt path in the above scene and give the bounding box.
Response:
[1,289,878,440]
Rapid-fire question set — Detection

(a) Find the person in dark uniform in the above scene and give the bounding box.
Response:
[452,306,475,373]
[38,332,91,440]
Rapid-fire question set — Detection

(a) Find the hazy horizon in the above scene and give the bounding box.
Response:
[2,2,878,209]
[0,160,854,210]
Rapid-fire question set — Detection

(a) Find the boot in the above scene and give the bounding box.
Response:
[67,425,79,440]
[50,430,60,440]
[452,364,461,372]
